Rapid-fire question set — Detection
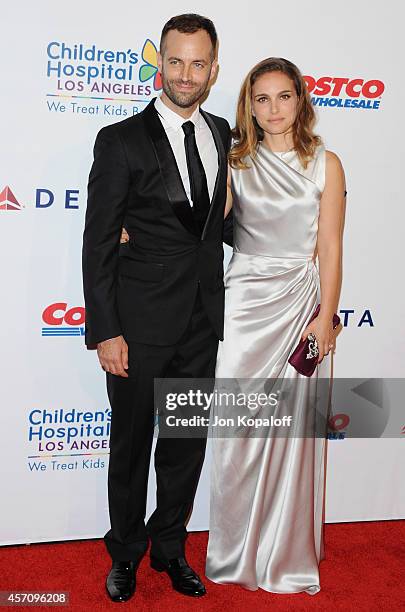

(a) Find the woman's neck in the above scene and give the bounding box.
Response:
[262,131,294,153]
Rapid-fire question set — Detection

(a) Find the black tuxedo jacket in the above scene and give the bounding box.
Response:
[82,98,232,347]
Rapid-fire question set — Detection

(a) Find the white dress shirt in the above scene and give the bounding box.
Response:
[154,96,218,206]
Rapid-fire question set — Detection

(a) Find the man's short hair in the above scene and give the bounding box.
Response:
[160,13,218,59]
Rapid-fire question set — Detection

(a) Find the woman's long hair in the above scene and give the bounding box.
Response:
[229,57,321,169]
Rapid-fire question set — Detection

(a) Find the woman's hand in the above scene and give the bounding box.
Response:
[120,227,129,243]
[301,316,335,363]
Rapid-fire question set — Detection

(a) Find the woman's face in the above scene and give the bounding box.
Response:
[251,71,299,137]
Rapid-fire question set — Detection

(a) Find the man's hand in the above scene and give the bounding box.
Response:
[97,335,129,377]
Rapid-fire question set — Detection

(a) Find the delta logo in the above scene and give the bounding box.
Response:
[42,303,85,337]
[303,76,385,110]
[0,186,24,210]
[0,185,80,210]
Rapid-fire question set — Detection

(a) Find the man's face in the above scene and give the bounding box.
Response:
[158,29,217,108]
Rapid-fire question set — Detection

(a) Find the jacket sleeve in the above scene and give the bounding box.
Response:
[222,123,234,247]
[82,125,130,346]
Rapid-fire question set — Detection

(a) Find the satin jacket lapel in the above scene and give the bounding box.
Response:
[199,109,226,238]
[143,100,198,237]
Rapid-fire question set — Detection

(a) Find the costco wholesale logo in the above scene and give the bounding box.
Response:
[0,186,24,210]
[303,76,385,110]
[42,303,85,337]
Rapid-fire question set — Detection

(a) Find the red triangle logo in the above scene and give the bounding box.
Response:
[0,186,24,210]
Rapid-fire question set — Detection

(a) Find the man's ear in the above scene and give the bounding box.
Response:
[157,51,163,74]
[210,59,219,82]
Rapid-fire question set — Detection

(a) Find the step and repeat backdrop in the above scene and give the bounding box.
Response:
[1,1,404,545]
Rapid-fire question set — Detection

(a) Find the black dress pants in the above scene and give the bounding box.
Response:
[104,288,218,562]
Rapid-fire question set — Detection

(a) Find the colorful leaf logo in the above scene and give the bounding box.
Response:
[139,39,162,91]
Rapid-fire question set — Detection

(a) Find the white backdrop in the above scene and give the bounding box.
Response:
[1,0,404,545]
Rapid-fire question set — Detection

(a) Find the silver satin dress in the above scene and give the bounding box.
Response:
[206,142,328,595]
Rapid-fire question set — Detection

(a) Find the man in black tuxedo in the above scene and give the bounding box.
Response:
[82,14,232,602]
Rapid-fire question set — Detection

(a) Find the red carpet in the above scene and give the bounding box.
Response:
[1,521,404,611]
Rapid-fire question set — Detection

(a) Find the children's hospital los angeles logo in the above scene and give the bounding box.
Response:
[27,406,111,474]
[45,38,162,118]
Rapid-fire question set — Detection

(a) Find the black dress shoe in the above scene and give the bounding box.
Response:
[150,556,206,597]
[106,560,137,602]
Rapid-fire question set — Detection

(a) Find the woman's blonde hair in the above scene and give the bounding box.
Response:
[229,57,321,170]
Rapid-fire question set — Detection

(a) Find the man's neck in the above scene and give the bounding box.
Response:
[160,92,199,120]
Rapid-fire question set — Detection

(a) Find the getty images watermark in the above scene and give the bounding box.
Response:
[164,388,293,429]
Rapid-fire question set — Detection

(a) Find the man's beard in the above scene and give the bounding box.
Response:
[162,75,210,108]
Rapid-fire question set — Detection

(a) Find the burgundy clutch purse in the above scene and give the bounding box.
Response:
[288,305,341,377]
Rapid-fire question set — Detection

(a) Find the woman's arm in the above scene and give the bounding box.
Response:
[302,150,346,362]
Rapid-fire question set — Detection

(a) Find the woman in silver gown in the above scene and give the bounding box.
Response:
[206,58,346,594]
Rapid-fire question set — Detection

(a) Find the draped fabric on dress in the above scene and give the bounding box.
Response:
[206,143,329,595]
